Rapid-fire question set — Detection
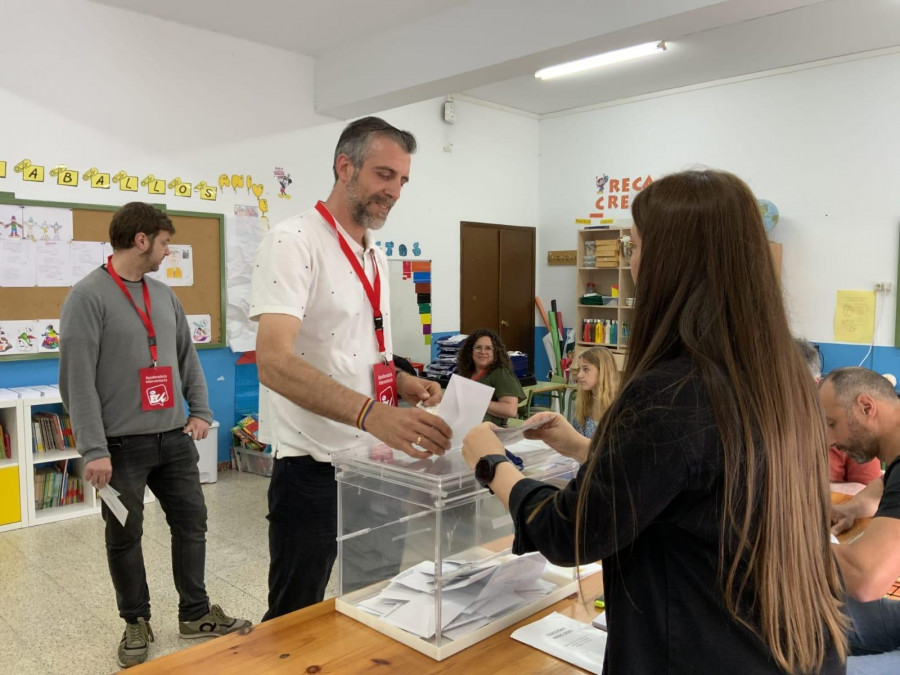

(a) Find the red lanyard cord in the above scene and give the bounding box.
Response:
[315,201,386,356]
[106,255,159,365]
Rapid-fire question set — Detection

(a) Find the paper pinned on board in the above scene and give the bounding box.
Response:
[834,290,875,343]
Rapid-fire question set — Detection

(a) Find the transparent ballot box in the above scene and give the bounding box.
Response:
[332,439,580,661]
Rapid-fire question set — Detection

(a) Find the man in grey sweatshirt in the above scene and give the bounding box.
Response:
[59,202,250,668]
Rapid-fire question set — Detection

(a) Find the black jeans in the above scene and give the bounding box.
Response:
[104,428,209,623]
[263,455,337,621]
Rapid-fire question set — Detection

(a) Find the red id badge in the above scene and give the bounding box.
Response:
[372,362,398,407]
[139,366,176,411]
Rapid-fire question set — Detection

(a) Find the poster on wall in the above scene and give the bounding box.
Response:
[162,244,194,286]
[0,205,24,239]
[187,314,212,344]
[37,319,61,353]
[22,206,74,242]
[0,238,36,287]
[70,241,105,282]
[35,241,72,287]
[0,320,39,356]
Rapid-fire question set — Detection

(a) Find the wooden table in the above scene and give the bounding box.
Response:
[831,491,872,544]
[132,573,604,674]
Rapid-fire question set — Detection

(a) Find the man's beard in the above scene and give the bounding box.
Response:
[840,415,880,464]
[346,175,394,230]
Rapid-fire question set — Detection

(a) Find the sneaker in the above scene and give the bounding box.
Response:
[118,617,154,668]
[179,604,252,639]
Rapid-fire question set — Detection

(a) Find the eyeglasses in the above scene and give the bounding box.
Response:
[473,346,494,353]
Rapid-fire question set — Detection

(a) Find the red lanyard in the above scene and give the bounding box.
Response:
[315,201,386,356]
[106,255,159,366]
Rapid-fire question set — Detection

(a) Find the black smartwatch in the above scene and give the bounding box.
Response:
[475,454,511,493]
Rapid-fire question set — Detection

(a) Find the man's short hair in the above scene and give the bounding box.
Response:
[332,116,417,181]
[109,202,175,251]
[795,339,821,380]
[822,367,898,406]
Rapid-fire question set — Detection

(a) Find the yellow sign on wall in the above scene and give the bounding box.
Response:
[174,182,192,197]
[148,179,166,195]
[91,173,111,189]
[23,165,45,182]
[57,169,79,187]
[119,176,138,192]
[0,161,6,178]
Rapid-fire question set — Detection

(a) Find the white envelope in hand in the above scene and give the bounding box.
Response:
[438,374,494,450]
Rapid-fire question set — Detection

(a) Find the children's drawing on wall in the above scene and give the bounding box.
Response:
[234,204,259,218]
[38,320,60,353]
[187,314,212,344]
[0,205,24,239]
[398,244,407,256]
[22,206,74,243]
[163,244,194,287]
[274,167,292,199]
[0,321,39,356]
[383,241,394,256]
[0,330,12,354]
[0,238,37,287]
[412,242,421,256]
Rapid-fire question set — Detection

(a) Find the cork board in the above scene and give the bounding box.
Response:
[0,196,225,358]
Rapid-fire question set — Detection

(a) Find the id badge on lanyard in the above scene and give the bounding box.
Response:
[315,202,397,406]
[106,256,176,411]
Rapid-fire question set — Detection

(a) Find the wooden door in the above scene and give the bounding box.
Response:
[460,222,536,370]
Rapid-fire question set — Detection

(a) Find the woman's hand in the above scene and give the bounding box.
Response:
[462,422,505,469]
[524,412,591,463]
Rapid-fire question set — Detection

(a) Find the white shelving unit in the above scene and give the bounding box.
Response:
[23,394,100,526]
[0,392,158,530]
[0,397,27,533]
[575,224,634,370]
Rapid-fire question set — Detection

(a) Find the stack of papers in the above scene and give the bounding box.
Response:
[356,553,556,641]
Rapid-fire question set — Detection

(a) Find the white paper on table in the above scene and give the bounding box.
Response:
[436,374,494,450]
[592,612,607,631]
[511,612,606,674]
[98,485,129,526]
[0,238,36,287]
[35,241,72,286]
[492,417,551,445]
[69,241,105,282]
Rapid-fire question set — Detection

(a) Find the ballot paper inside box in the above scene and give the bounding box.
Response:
[332,439,581,661]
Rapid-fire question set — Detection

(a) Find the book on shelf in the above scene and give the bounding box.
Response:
[34,461,84,510]
[31,411,77,453]
[0,423,10,459]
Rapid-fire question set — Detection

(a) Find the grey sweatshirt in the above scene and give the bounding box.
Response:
[59,266,212,464]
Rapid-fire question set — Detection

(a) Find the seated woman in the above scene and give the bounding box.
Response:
[456,329,525,427]
[462,170,846,673]
[571,346,620,438]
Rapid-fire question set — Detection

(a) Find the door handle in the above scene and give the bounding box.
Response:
[500,320,510,327]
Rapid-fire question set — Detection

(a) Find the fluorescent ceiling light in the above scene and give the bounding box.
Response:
[535,41,667,80]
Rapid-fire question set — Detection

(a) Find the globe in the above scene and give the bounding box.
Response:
[758,199,779,233]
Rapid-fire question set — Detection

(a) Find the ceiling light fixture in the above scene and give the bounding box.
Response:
[535,40,667,80]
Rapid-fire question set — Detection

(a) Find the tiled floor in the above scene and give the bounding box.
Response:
[0,470,336,674]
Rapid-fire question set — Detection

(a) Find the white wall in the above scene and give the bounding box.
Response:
[0,0,540,337]
[538,51,900,345]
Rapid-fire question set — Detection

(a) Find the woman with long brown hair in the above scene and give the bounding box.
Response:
[571,346,620,438]
[463,170,847,673]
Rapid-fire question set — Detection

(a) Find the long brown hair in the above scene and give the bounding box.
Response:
[573,347,620,428]
[456,329,512,378]
[578,170,846,672]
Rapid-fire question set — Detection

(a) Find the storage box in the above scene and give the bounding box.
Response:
[333,440,581,660]
[232,446,273,477]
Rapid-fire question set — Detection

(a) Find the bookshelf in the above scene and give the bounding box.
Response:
[24,395,99,525]
[575,224,634,370]
[0,392,158,530]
